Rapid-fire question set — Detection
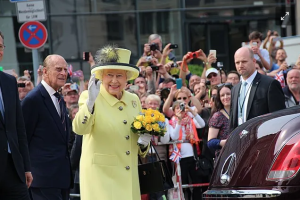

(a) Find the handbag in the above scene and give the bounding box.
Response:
[193,144,213,178]
[138,142,174,194]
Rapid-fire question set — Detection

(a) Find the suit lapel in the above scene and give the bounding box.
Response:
[246,73,261,119]
[38,84,66,142]
[0,72,14,126]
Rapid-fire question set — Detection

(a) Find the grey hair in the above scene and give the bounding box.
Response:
[148,34,162,43]
[145,94,161,106]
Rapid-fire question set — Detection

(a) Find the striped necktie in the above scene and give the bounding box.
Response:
[54,92,66,131]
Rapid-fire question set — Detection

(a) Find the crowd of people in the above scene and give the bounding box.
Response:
[1,29,300,200]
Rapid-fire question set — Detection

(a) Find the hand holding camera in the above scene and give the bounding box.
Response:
[207,53,217,64]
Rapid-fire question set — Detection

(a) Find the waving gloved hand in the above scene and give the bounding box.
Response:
[86,74,101,113]
[137,133,152,147]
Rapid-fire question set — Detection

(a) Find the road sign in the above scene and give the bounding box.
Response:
[16,0,46,22]
[19,21,47,49]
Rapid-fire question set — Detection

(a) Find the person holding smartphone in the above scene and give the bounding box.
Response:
[249,31,271,70]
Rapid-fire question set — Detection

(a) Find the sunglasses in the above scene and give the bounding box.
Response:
[207,73,217,79]
[177,97,187,101]
[217,82,232,88]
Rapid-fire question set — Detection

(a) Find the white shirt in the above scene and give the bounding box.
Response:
[41,80,61,116]
[240,70,257,123]
[254,49,271,68]
[168,114,205,158]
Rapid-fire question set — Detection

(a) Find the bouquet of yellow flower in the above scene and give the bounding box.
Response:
[131,108,166,137]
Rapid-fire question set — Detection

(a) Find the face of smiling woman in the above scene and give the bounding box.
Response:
[102,69,127,99]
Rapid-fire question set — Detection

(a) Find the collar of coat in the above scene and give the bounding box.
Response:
[100,84,128,107]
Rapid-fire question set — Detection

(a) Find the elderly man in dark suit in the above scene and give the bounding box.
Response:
[0,31,32,200]
[229,47,286,132]
[22,54,72,200]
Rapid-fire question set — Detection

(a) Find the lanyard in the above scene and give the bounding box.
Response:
[238,82,252,115]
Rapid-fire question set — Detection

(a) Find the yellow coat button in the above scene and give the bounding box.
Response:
[125,135,130,140]
[125,166,130,170]
[123,120,127,124]
[126,151,130,155]
[119,106,123,111]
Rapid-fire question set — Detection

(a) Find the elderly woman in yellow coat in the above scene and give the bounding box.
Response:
[73,46,151,200]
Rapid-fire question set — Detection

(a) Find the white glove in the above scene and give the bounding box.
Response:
[86,74,101,113]
[137,133,152,147]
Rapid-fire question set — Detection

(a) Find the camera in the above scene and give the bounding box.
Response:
[187,51,199,60]
[150,43,159,51]
[151,66,159,71]
[179,102,185,111]
[17,83,26,88]
[171,62,177,68]
[205,80,211,86]
[217,62,223,68]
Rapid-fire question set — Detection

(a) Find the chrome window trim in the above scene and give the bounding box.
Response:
[203,189,281,198]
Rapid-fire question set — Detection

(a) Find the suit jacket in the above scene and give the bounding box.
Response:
[229,72,286,132]
[21,83,72,189]
[70,134,82,184]
[0,71,30,183]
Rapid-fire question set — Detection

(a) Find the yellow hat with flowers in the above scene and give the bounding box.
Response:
[91,45,139,81]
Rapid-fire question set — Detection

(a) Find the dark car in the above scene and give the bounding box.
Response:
[203,106,300,200]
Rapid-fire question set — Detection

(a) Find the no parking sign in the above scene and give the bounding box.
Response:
[18,21,47,49]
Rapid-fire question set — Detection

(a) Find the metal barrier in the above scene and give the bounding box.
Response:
[70,140,210,200]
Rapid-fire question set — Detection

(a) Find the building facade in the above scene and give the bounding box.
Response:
[0,0,298,79]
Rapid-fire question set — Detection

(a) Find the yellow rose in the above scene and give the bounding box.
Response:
[144,116,152,124]
[145,110,152,117]
[152,123,160,132]
[136,115,144,121]
[145,124,152,131]
[133,121,142,129]
[152,113,160,121]
[159,114,165,122]
[141,109,146,114]
[142,121,147,126]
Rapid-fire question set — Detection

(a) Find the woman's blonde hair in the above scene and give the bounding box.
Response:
[174,88,190,99]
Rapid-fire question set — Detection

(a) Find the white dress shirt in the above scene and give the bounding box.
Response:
[240,70,258,122]
[41,80,61,116]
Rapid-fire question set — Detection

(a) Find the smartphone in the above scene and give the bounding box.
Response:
[176,78,182,89]
[273,37,282,42]
[209,50,217,58]
[169,44,178,49]
[17,83,26,88]
[151,66,159,71]
[252,42,257,47]
[130,85,139,91]
[84,52,90,61]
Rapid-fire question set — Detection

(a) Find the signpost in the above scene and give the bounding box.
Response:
[16,0,46,23]
[19,21,47,84]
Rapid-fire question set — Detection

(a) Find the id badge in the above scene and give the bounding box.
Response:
[238,117,243,126]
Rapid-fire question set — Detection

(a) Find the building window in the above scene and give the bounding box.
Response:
[106,14,124,40]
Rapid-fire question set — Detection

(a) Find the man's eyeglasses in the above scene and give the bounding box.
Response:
[177,97,187,101]
[0,45,5,51]
[217,82,232,88]
[207,73,217,79]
